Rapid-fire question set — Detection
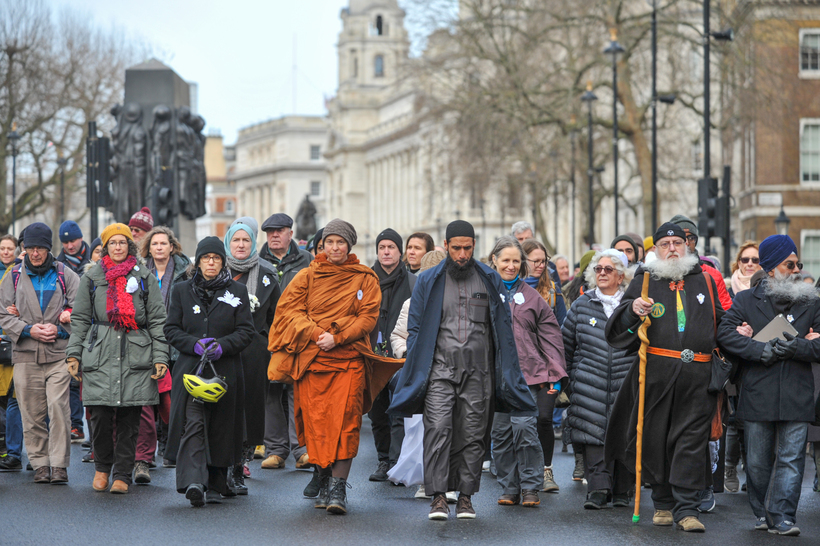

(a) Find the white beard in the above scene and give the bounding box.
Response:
[764,270,819,305]
[644,252,699,281]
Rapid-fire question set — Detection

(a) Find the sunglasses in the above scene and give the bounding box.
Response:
[783,261,803,271]
[686,234,698,243]
[593,265,617,275]
[739,257,759,264]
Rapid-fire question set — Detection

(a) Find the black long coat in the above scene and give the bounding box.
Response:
[229,260,281,445]
[164,278,255,467]
[716,281,820,423]
[562,292,633,446]
[604,265,723,490]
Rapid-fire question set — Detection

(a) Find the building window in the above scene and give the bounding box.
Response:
[225,199,235,215]
[800,29,820,75]
[800,119,820,182]
[375,55,384,78]
[310,145,321,161]
[801,230,820,277]
[310,181,321,197]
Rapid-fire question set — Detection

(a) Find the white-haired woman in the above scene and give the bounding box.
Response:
[561,249,634,509]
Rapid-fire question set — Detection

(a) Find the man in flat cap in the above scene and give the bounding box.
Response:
[604,222,724,532]
[259,212,313,471]
[717,234,820,536]
[367,228,416,482]
[389,220,536,521]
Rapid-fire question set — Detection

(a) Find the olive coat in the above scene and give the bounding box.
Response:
[66,262,169,407]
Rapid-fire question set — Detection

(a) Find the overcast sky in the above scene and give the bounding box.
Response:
[46,0,358,144]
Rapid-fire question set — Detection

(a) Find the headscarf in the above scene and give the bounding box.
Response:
[224,223,260,298]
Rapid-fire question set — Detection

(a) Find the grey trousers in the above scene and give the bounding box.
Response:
[264,382,306,460]
[13,359,71,469]
[491,410,544,494]
[423,362,492,496]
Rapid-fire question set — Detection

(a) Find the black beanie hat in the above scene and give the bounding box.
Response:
[611,235,639,260]
[653,222,686,244]
[24,222,53,251]
[375,228,403,251]
[195,236,226,266]
[445,220,475,241]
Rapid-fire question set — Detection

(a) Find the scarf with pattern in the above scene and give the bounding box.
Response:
[101,255,139,331]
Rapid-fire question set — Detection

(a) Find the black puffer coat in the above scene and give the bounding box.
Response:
[562,291,633,446]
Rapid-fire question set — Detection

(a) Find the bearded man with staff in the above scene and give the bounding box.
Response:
[603,222,724,533]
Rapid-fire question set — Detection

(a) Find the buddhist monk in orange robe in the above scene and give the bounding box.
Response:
[268,219,402,515]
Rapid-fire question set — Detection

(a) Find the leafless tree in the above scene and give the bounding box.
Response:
[0,0,150,234]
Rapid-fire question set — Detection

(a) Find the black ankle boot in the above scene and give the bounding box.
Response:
[232,465,248,495]
[326,477,349,515]
[304,466,321,498]
[313,470,331,509]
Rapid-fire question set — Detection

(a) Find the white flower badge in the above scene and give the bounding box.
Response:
[125,277,139,294]
[249,294,260,313]
[589,318,598,327]
[513,293,525,305]
[787,314,795,323]
[193,305,201,314]
[357,290,363,301]
[697,293,705,304]
[217,290,242,308]
[262,275,271,287]
[500,293,506,303]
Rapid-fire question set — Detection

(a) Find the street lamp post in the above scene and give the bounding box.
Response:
[775,205,791,236]
[649,0,659,230]
[57,155,68,221]
[569,116,578,265]
[6,124,21,236]
[581,82,598,248]
[604,29,624,235]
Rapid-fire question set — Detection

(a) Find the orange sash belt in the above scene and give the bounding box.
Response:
[646,347,711,363]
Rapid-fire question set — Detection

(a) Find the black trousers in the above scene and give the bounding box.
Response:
[651,483,700,522]
[88,405,142,485]
[369,386,405,465]
[175,396,228,494]
[533,387,557,467]
[582,444,631,494]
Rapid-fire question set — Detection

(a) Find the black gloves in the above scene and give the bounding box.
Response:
[772,332,799,361]
[759,342,779,367]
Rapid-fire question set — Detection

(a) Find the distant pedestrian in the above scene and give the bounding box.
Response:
[404,232,434,274]
[128,207,154,244]
[511,221,534,243]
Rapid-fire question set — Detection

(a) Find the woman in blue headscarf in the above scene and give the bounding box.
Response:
[224,219,281,493]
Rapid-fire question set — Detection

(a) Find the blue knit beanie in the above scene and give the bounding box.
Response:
[59,220,83,243]
[758,234,797,272]
[24,222,53,251]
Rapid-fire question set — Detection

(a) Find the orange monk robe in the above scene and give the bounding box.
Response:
[267,253,403,468]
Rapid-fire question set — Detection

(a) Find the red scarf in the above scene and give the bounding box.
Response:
[101,255,139,331]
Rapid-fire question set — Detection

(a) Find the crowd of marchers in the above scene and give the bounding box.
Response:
[0,207,818,537]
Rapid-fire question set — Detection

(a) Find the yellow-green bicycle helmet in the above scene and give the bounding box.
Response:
[184,355,228,403]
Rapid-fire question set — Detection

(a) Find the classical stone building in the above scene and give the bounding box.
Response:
[324,0,533,263]
[233,115,327,239]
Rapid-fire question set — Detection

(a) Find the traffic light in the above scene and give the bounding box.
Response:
[153,169,176,227]
[697,177,719,239]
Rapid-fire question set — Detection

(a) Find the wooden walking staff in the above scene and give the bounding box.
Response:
[633,272,651,523]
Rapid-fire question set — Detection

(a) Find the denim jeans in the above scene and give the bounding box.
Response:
[744,420,809,526]
[5,396,23,459]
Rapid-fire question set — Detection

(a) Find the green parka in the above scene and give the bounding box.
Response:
[66,261,169,407]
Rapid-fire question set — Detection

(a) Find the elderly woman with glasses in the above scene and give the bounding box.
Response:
[561,249,635,510]
[164,236,255,507]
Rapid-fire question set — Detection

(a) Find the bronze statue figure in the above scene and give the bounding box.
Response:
[109,102,147,223]
[295,194,317,241]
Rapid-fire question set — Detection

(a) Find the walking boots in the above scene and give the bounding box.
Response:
[572,452,585,481]
[231,465,248,495]
[313,468,332,509]
[326,477,350,515]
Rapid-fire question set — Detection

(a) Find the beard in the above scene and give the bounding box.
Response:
[445,255,475,281]
[764,269,819,305]
[644,248,699,281]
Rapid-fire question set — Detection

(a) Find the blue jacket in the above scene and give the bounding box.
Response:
[388,259,537,417]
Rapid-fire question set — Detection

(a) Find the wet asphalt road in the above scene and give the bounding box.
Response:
[2,418,819,545]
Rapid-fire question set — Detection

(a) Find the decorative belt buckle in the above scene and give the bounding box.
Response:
[680,349,695,363]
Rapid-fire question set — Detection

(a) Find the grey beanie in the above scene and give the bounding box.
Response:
[669,214,698,237]
[322,218,357,248]
[232,216,259,236]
